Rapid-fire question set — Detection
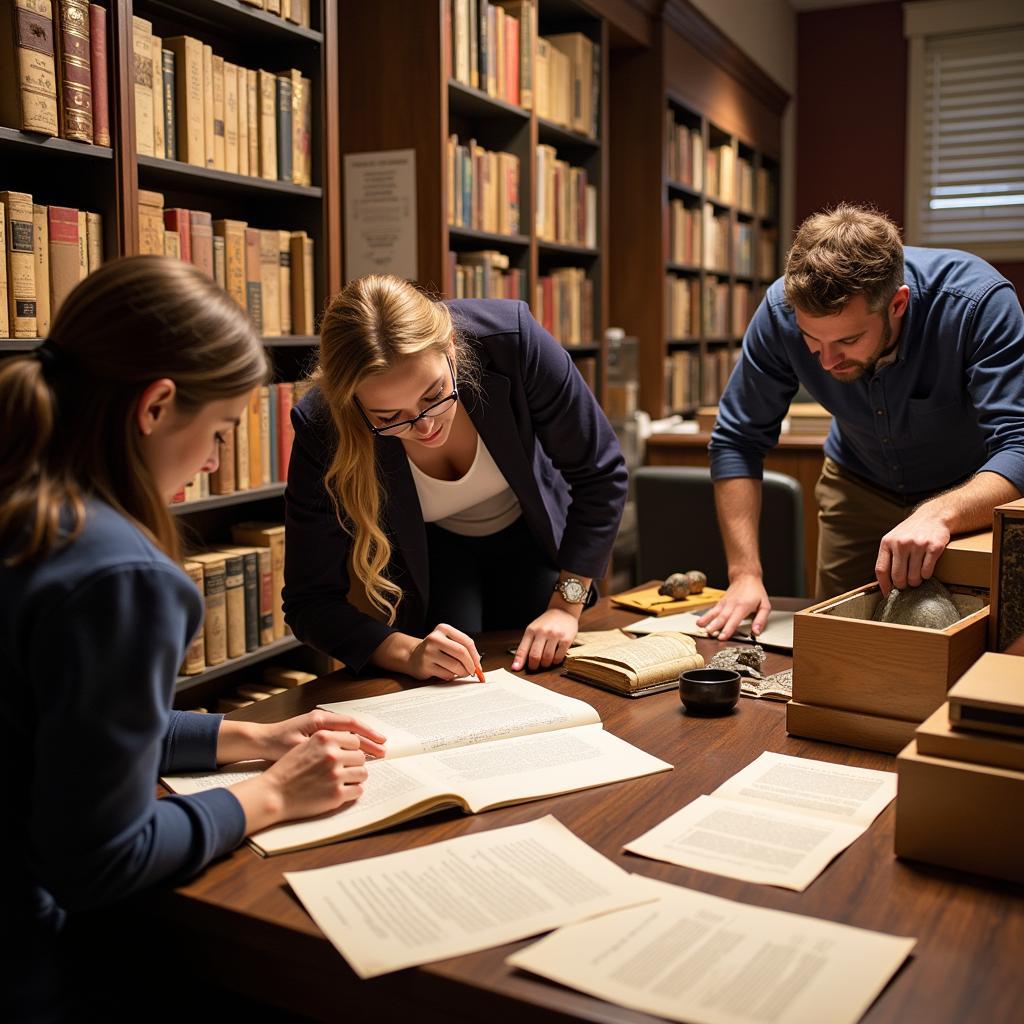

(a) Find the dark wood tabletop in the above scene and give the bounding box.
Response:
[147,593,1024,1023]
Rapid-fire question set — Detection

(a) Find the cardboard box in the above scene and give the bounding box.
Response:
[991,498,1024,652]
[947,652,1024,738]
[895,738,1024,884]
[916,703,1024,772]
[786,701,917,755]
[792,581,988,725]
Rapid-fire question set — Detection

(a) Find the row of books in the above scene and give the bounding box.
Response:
[705,143,735,206]
[703,276,731,338]
[449,0,534,109]
[535,145,597,248]
[666,115,703,190]
[700,345,741,407]
[759,227,779,279]
[236,0,312,28]
[448,249,526,300]
[756,167,777,220]
[667,200,701,266]
[665,349,701,412]
[137,191,316,337]
[132,22,312,186]
[180,522,287,674]
[665,275,701,340]
[575,355,597,395]
[199,666,318,714]
[0,0,111,146]
[1,191,102,339]
[172,380,313,506]
[734,221,754,277]
[732,283,757,338]
[446,135,521,236]
[536,31,600,139]
[534,266,593,348]
[702,204,730,274]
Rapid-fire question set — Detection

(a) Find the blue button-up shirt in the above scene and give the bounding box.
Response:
[710,246,1024,499]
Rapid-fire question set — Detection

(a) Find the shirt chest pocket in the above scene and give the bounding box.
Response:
[907,396,967,442]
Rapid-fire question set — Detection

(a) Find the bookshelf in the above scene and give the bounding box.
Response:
[1,0,341,708]
[338,0,609,401]
[609,1,788,419]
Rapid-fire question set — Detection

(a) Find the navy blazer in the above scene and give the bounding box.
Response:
[283,298,628,671]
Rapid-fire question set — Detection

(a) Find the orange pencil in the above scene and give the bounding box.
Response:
[475,664,486,683]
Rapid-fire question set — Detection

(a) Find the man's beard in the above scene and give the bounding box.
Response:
[829,313,894,383]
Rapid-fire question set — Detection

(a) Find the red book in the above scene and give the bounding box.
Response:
[88,4,109,146]
[54,0,93,142]
[164,208,192,263]
[276,383,294,482]
[189,210,213,279]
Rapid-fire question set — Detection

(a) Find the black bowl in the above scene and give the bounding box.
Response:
[679,668,741,716]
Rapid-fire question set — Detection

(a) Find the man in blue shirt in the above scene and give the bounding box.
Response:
[698,204,1024,641]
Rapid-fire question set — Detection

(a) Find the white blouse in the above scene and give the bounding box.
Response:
[408,434,522,537]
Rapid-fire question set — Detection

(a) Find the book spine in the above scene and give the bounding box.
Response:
[3,0,59,136]
[188,210,213,278]
[277,229,291,334]
[88,4,108,144]
[223,552,245,658]
[277,382,294,482]
[32,204,50,336]
[56,0,93,142]
[166,36,203,166]
[223,60,238,173]
[234,408,250,489]
[258,229,280,335]
[76,210,87,279]
[201,43,213,167]
[236,64,249,176]
[161,48,175,160]
[46,204,77,318]
[130,16,152,154]
[257,69,277,180]
[244,226,263,331]
[259,385,272,484]
[136,193,164,255]
[276,74,292,183]
[288,70,301,185]
[209,423,235,494]
[150,33,163,157]
[211,53,225,170]
[240,551,259,651]
[247,387,262,487]
[0,207,8,337]
[85,209,101,271]
[246,69,259,177]
[256,548,273,644]
[213,219,246,308]
[269,532,285,638]
[163,208,190,262]
[267,382,278,481]
[200,558,227,665]
[163,228,180,258]
[212,233,225,288]
[2,192,37,337]
[181,561,206,673]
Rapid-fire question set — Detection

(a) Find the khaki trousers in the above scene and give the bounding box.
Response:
[814,458,929,600]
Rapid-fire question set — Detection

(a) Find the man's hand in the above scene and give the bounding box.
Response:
[512,608,579,671]
[696,573,771,641]
[875,507,951,596]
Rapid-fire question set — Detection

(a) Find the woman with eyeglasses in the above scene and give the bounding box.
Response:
[283,274,628,679]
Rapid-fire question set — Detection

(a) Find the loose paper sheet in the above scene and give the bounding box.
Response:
[626,610,795,651]
[317,669,600,758]
[285,816,654,978]
[507,875,915,1024]
[624,753,896,890]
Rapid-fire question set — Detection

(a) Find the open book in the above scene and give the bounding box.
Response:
[162,670,671,855]
[564,632,704,697]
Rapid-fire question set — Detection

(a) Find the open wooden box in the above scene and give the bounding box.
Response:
[788,571,990,753]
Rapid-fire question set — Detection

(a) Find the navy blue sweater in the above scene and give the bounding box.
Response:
[1,500,246,1017]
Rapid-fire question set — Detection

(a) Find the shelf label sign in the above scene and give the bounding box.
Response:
[343,148,418,283]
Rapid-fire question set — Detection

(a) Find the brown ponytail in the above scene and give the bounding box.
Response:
[0,256,268,565]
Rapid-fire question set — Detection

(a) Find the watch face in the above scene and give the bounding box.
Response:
[561,579,586,603]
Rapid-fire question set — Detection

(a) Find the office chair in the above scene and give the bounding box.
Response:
[634,466,805,597]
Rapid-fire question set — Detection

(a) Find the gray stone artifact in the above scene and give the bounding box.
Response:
[658,570,707,600]
[708,645,767,679]
[872,577,961,629]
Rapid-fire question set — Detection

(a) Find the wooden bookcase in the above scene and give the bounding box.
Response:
[609,0,788,418]
[0,0,342,709]
[338,0,610,400]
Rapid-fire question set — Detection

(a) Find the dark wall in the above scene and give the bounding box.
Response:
[795,0,1022,294]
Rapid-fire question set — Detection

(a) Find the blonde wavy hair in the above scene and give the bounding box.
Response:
[316,275,479,623]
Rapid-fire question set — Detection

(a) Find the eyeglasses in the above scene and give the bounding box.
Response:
[355,355,459,437]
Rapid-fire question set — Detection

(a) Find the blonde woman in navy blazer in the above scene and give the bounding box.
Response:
[284,275,628,678]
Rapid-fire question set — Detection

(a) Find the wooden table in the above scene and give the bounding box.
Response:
[645,432,826,598]
[148,596,1024,1023]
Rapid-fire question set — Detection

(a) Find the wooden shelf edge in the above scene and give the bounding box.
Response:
[175,635,303,692]
[538,240,600,257]
[536,116,600,149]
[140,0,323,43]
[0,126,114,159]
[448,226,531,246]
[448,79,530,120]
[138,155,323,198]
[171,483,286,514]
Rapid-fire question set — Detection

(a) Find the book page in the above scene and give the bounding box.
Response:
[571,629,632,649]
[284,816,654,979]
[624,795,864,891]
[567,632,702,688]
[626,610,795,651]
[623,753,896,889]
[507,875,915,1024]
[317,669,600,759]
[716,752,896,826]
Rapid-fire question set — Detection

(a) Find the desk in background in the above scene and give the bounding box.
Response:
[149,594,1023,1024]
[646,433,826,598]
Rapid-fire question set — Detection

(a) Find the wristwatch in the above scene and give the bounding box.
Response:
[554,576,589,605]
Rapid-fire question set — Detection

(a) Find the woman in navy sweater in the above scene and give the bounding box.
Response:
[0,258,385,1021]
[283,275,628,678]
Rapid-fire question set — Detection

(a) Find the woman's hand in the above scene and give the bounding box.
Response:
[408,623,484,681]
[512,607,579,671]
[230,730,372,833]
[216,712,386,765]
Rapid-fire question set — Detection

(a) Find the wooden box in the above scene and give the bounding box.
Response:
[991,498,1024,652]
[788,576,989,752]
[895,739,1024,884]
